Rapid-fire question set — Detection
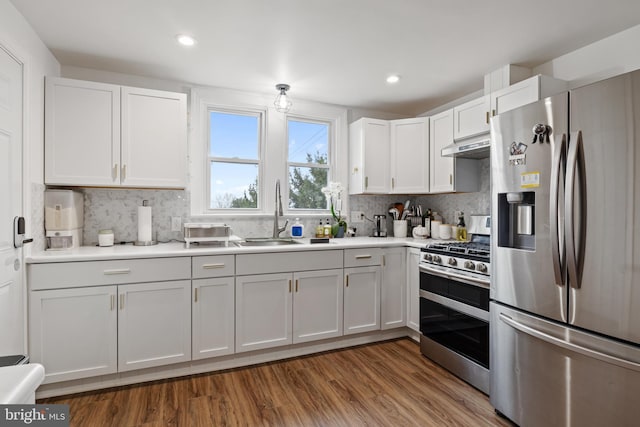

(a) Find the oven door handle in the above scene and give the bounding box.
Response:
[419,264,490,289]
[420,290,490,322]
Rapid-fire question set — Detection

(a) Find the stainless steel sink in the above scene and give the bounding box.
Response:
[234,238,302,247]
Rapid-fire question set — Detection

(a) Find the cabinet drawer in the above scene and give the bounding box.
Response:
[344,248,383,268]
[236,250,343,275]
[192,255,235,278]
[29,257,191,290]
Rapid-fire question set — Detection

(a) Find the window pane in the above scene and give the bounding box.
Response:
[210,111,259,159]
[288,120,328,164]
[288,166,328,209]
[210,162,258,209]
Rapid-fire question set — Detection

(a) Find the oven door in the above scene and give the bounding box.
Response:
[419,263,490,393]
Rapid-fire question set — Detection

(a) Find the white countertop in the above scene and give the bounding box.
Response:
[0,364,45,404]
[27,236,435,263]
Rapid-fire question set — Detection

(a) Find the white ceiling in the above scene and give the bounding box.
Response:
[10,0,640,115]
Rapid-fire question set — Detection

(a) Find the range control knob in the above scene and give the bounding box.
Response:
[448,258,457,266]
[433,255,442,264]
[425,254,433,262]
[477,263,488,273]
[464,261,476,270]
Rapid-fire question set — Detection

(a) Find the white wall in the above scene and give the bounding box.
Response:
[0,0,60,250]
[533,24,640,88]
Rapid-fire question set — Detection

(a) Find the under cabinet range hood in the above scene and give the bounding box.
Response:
[441,134,491,158]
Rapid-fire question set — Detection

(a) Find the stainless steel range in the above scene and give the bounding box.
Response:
[418,215,491,394]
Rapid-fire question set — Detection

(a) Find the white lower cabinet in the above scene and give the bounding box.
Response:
[406,248,421,332]
[344,266,381,335]
[235,269,344,353]
[117,280,191,372]
[192,277,235,360]
[381,247,406,330]
[29,286,118,384]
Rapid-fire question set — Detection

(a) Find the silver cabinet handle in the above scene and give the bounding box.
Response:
[111,294,115,311]
[119,294,124,310]
[113,164,118,180]
[355,254,372,259]
[202,263,225,269]
[103,268,131,275]
[194,287,198,303]
[499,313,640,372]
[121,164,127,182]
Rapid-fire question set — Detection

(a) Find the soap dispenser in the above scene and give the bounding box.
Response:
[291,218,304,238]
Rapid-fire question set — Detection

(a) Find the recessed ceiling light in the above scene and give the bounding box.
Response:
[176,34,196,47]
[386,74,401,84]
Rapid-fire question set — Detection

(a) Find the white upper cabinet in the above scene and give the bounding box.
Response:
[390,117,429,193]
[120,86,187,188]
[429,109,455,193]
[453,95,490,140]
[45,77,187,188]
[490,74,568,117]
[45,78,121,186]
[349,118,390,194]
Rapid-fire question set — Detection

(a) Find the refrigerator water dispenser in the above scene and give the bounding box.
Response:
[497,191,535,250]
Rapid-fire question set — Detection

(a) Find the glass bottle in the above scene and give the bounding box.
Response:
[456,212,467,241]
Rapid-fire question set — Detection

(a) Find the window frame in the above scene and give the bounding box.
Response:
[205,106,266,213]
[285,115,332,212]
[189,86,349,219]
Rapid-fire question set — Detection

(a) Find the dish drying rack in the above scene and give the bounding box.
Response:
[183,223,231,248]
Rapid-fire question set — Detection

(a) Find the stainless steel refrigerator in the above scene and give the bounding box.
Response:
[490,70,640,426]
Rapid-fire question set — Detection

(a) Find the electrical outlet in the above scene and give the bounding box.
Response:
[170,216,182,232]
[350,211,365,223]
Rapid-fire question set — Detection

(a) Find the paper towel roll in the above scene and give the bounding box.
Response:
[137,205,152,242]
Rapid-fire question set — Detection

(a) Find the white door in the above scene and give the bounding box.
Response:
[390,118,429,194]
[0,46,24,356]
[344,266,381,335]
[192,277,235,360]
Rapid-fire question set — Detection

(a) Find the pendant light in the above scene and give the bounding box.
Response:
[274,84,292,113]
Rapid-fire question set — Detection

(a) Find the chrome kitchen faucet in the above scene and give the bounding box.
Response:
[273,179,288,238]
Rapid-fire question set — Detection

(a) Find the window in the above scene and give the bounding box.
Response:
[287,119,331,210]
[190,86,347,217]
[208,110,262,209]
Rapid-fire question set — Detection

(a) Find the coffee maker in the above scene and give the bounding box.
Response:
[372,214,387,237]
[45,189,84,250]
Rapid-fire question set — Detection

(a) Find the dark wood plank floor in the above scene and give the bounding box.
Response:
[39,338,512,426]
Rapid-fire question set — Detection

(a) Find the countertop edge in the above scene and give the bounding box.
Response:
[26,237,432,264]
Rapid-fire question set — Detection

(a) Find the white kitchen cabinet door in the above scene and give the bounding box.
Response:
[235,273,292,353]
[390,117,429,194]
[45,77,120,186]
[344,266,381,335]
[29,286,117,384]
[453,95,490,140]
[429,109,455,193]
[120,87,187,188]
[381,248,406,330]
[490,75,568,117]
[406,248,420,332]
[192,277,235,360]
[118,280,191,372]
[293,269,344,344]
[349,118,390,194]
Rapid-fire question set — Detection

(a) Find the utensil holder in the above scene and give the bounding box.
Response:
[393,220,408,238]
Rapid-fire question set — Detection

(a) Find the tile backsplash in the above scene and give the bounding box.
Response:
[39,158,490,246]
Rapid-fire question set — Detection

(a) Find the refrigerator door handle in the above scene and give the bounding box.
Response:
[566,131,586,289]
[550,133,566,287]
[499,313,640,373]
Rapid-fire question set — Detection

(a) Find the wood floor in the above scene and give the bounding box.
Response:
[39,338,513,426]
